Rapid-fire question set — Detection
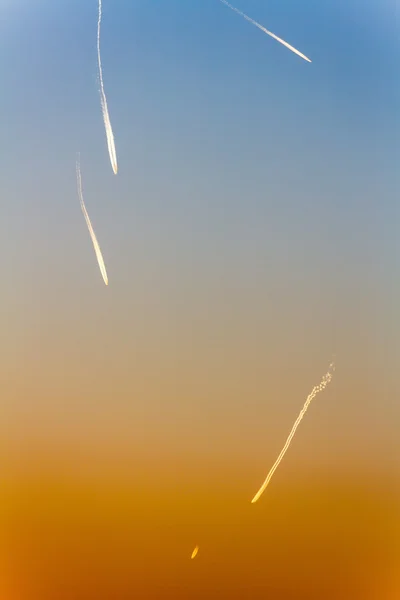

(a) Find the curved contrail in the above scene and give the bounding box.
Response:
[76,156,109,286]
[97,0,118,174]
[251,362,335,504]
[219,0,311,63]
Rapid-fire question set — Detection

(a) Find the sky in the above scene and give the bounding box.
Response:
[0,1,399,598]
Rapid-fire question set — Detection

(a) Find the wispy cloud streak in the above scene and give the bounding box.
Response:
[219,0,312,63]
[76,155,109,286]
[97,0,118,174]
[251,362,335,503]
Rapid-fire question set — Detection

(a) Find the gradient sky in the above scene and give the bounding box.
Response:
[0,1,399,598]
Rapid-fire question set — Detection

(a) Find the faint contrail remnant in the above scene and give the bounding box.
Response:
[76,156,109,286]
[218,0,311,63]
[251,362,335,504]
[191,545,199,559]
[97,0,118,174]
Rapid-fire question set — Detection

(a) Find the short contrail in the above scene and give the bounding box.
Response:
[191,545,199,559]
[218,0,311,63]
[76,156,109,286]
[251,362,335,504]
[97,0,118,174]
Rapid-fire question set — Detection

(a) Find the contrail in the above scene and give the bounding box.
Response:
[218,0,311,63]
[76,156,109,286]
[251,362,335,504]
[97,0,118,174]
[191,545,199,559]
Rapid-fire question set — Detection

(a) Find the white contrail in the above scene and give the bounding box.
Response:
[76,156,109,286]
[97,0,118,174]
[218,0,311,63]
[251,362,335,504]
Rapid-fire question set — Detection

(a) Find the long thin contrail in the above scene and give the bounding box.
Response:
[218,0,311,63]
[97,0,118,174]
[251,362,335,504]
[76,156,109,286]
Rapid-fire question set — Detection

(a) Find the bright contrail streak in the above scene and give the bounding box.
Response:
[191,545,199,559]
[97,0,118,174]
[251,362,335,504]
[76,156,109,286]
[218,0,312,63]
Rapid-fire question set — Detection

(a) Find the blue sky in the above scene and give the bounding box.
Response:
[0,0,398,453]
[0,6,399,598]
